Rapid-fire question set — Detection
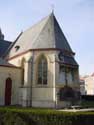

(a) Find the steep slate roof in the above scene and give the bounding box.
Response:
[63,55,78,66]
[0,40,12,57]
[8,13,73,58]
[0,58,18,68]
[3,32,23,58]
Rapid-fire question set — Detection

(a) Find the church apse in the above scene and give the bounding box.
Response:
[0,13,80,108]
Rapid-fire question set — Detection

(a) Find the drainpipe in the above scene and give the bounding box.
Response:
[30,51,34,107]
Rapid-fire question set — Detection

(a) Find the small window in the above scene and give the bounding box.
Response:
[15,45,20,51]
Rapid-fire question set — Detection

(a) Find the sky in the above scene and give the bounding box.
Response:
[0,0,94,76]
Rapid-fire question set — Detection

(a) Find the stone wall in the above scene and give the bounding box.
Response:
[0,66,21,105]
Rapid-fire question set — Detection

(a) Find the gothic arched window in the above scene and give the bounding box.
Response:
[37,55,48,85]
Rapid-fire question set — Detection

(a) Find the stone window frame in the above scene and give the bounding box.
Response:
[37,55,48,85]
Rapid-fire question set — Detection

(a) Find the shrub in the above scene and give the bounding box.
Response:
[0,107,94,125]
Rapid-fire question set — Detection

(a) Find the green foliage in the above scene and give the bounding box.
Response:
[81,100,94,108]
[0,107,94,125]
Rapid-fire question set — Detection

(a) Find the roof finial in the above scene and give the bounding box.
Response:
[0,28,4,40]
[51,4,55,14]
[0,28,2,34]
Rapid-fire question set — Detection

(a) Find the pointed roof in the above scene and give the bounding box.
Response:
[0,28,4,40]
[8,13,73,58]
[0,40,12,57]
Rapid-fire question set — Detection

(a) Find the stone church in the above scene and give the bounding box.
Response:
[0,13,80,108]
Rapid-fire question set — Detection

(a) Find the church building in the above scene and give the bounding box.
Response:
[0,13,80,108]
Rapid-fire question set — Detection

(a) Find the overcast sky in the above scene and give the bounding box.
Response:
[0,0,94,76]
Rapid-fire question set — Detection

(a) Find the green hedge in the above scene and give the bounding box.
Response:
[81,100,94,108]
[0,107,94,125]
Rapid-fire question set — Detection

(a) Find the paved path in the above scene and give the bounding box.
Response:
[58,108,94,112]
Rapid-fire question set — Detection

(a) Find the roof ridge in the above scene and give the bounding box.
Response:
[31,13,53,48]
[51,12,56,48]
[23,13,52,33]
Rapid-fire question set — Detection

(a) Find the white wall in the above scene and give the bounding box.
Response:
[0,66,21,105]
[85,76,94,95]
[9,50,56,107]
[8,50,80,108]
